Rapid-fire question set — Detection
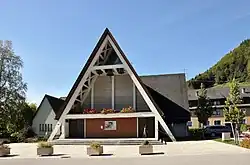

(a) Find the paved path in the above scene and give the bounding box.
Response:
[1,140,250,159]
[1,153,250,165]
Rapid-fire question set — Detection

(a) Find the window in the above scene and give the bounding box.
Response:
[206,121,210,126]
[39,124,53,132]
[42,124,45,131]
[213,109,220,116]
[214,120,221,125]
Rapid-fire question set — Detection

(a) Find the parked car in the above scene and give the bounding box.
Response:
[204,125,232,137]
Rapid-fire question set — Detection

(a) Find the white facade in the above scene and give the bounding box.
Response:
[32,98,59,137]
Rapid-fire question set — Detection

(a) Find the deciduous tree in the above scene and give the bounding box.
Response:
[194,83,214,128]
[223,78,245,123]
[0,40,27,137]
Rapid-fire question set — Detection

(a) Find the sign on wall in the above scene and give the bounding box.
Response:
[104,121,117,130]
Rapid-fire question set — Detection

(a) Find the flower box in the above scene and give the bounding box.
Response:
[139,141,153,155]
[120,106,135,113]
[37,142,54,156]
[101,108,115,114]
[84,108,97,114]
[139,145,153,155]
[37,147,53,156]
[87,142,103,156]
[0,146,10,157]
[87,146,103,156]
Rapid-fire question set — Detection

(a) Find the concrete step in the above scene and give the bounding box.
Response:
[52,139,164,145]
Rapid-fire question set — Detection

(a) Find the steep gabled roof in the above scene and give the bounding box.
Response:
[33,94,64,119]
[45,95,65,114]
[55,29,110,120]
[55,28,165,119]
[50,28,177,141]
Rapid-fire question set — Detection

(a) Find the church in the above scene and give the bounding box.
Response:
[33,28,190,143]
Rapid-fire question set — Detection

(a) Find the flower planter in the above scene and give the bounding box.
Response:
[0,148,10,157]
[139,145,153,155]
[87,146,103,156]
[37,147,53,156]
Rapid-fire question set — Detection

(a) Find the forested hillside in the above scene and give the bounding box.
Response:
[188,39,250,89]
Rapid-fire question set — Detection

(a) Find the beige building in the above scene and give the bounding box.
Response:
[188,87,250,128]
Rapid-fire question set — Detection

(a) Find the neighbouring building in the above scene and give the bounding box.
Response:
[188,87,250,128]
[32,95,65,137]
[33,28,191,142]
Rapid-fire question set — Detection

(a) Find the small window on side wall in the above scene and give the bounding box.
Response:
[214,120,221,125]
[42,124,44,131]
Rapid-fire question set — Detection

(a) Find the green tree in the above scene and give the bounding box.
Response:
[223,78,245,123]
[194,83,214,128]
[0,40,27,137]
[21,102,37,126]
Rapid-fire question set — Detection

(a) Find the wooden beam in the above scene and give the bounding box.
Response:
[112,76,115,109]
[133,83,136,110]
[92,64,124,71]
[155,118,158,139]
[91,83,94,109]
[113,68,118,74]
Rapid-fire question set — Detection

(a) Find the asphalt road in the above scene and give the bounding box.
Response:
[1,153,250,165]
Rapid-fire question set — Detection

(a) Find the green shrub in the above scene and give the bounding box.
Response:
[142,140,150,145]
[240,124,248,132]
[188,128,204,139]
[38,136,48,141]
[9,127,36,143]
[240,138,250,149]
[10,132,25,142]
[37,141,53,148]
[90,142,101,149]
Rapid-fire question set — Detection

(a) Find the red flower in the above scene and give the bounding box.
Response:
[83,108,97,114]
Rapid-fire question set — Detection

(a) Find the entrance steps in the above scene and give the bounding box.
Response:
[52,139,164,145]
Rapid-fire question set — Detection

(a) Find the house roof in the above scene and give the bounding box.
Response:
[145,85,190,123]
[188,86,250,100]
[140,73,189,111]
[55,28,167,120]
[33,94,65,120]
[45,95,65,114]
[54,28,190,123]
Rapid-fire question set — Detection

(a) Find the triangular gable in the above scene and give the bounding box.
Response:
[33,94,64,120]
[48,28,176,141]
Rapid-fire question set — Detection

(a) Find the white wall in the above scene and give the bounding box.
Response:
[32,98,59,137]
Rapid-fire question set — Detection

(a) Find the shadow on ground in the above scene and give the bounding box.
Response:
[89,154,113,157]
[0,154,19,158]
[141,152,165,155]
[39,153,67,157]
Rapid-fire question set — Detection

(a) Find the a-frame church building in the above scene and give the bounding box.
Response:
[45,28,190,142]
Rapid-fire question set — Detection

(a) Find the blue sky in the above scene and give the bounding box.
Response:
[1,0,250,104]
